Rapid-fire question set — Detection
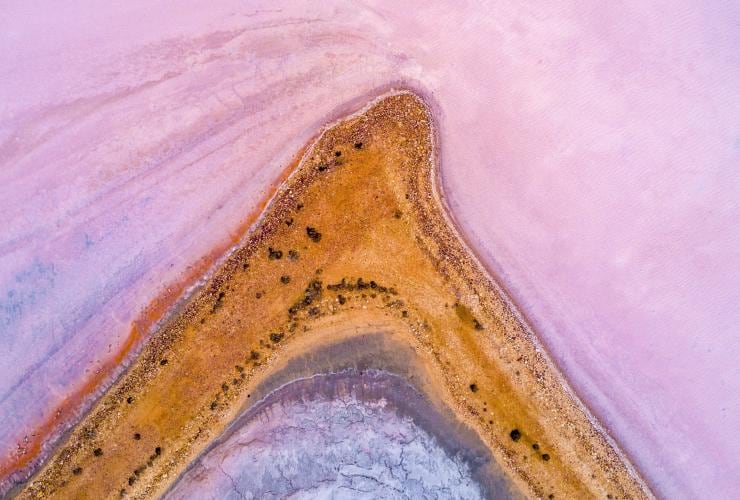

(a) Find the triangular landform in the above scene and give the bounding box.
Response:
[20,92,648,499]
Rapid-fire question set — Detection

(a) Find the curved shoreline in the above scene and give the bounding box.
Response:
[164,326,524,498]
[166,331,517,498]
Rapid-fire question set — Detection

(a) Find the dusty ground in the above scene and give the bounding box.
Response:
[17,92,650,499]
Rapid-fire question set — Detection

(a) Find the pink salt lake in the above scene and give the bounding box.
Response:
[0,1,738,497]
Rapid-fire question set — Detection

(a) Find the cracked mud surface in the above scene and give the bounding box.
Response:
[166,371,488,500]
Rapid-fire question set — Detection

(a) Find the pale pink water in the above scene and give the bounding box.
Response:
[1,1,738,497]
